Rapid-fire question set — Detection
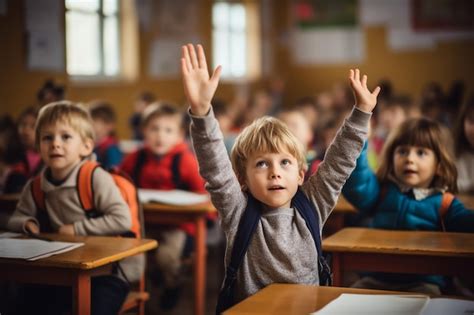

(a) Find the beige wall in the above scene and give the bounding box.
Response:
[1,0,473,139]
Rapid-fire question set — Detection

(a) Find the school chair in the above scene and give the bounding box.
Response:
[120,203,150,315]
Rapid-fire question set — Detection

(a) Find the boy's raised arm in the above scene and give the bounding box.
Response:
[181,44,221,116]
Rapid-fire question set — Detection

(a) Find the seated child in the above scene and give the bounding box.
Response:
[121,102,207,309]
[7,101,143,315]
[129,91,156,140]
[454,95,474,193]
[0,115,28,194]
[17,106,42,177]
[89,101,123,168]
[181,44,379,311]
[342,117,474,295]
[277,108,317,179]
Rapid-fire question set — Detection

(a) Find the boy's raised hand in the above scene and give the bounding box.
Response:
[349,69,380,113]
[181,44,222,116]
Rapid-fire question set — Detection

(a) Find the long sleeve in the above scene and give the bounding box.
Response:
[303,107,371,225]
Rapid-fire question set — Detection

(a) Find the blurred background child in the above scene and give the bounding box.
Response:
[121,102,207,310]
[89,101,123,169]
[453,95,474,193]
[17,106,42,177]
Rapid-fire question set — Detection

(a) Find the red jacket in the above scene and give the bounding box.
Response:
[121,142,208,235]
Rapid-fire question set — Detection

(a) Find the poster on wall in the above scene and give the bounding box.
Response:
[412,0,474,31]
[291,0,364,65]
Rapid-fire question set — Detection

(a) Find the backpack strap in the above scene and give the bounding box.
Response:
[215,193,262,315]
[30,175,53,232]
[171,152,191,190]
[292,188,332,286]
[438,192,454,232]
[132,148,147,186]
[77,161,102,219]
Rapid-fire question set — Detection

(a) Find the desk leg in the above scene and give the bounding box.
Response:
[72,273,91,315]
[332,253,342,287]
[194,216,206,315]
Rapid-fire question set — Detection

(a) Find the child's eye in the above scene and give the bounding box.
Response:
[41,135,53,141]
[256,160,268,168]
[62,134,72,140]
[281,159,291,166]
[396,147,408,155]
[417,149,427,157]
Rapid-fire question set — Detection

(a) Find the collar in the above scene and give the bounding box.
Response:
[388,174,446,200]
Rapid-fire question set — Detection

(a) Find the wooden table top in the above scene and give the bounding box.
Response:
[224,284,421,315]
[0,234,157,269]
[322,227,474,257]
[143,201,216,214]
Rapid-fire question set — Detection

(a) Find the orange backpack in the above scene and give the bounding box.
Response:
[31,161,142,239]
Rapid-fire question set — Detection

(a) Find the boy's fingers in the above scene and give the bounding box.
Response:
[355,69,360,82]
[188,43,199,69]
[182,45,192,71]
[197,44,208,70]
[181,58,189,75]
[211,65,222,85]
[349,69,354,80]
[362,75,367,88]
[372,86,381,97]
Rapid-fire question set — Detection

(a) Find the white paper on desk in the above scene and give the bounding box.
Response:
[0,232,22,239]
[138,189,209,206]
[0,239,83,261]
[420,298,474,315]
[311,294,428,315]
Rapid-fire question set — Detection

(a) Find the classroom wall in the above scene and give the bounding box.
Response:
[1,0,473,139]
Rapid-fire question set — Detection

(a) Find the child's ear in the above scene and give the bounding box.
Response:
[81,138,94,157]
[298,169,305,185]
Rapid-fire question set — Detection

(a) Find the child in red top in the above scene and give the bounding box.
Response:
[121,102,206,309]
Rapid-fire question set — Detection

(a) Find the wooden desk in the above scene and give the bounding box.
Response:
[0,234,157,315]
[322,227,474,286]
[224,284,418,315]
[143,201,216,315]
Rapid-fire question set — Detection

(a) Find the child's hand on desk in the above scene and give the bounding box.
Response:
[58,224,75,235]
[25,220,39,234]
[349,69,380,113]
[181,44,222,117]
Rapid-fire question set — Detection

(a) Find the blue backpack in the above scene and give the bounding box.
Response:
[215,188,332,314]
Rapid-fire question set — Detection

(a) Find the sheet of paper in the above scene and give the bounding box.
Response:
[311,294,428,315]
[421,298,474,315]
[0,239,83,261]
[0,232,22,239]
[138,189,209,205]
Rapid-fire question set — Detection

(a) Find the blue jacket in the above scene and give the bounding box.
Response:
[342,142,474,287]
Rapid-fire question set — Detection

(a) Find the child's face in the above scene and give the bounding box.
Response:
[380,106,406,131]
[39,122,93,180]
[92,118,112,143]
[279,112,313,150]
[143,115,183,155]
[464,114,474,148]
[244,149,304,209]
[393,145,438,189]
[18,114,36,150]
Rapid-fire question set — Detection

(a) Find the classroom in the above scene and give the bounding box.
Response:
[0,1,473,315]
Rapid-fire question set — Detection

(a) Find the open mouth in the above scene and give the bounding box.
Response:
[403,170,417,175]
[50,154,63,158]
[268,185,285,191]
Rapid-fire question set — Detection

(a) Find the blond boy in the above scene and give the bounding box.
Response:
[8,101,143,315]
[181,44,380,310]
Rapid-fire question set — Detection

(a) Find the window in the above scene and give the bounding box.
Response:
[65,0,120,76]
[212,1,261,80]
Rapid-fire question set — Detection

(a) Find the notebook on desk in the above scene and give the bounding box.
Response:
[138,189,209,206]
[0,238,83,261]
[311,293,474,315]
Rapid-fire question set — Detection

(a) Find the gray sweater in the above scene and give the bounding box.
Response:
[190,107,370,303]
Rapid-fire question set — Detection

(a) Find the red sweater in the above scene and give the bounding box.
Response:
[121,142,208,235]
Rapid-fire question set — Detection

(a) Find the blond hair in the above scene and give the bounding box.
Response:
[35,101,95,148]
[230,116,306,183]
[377,118,458,193]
